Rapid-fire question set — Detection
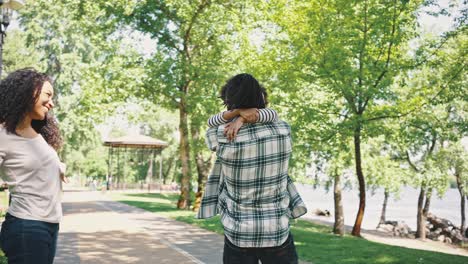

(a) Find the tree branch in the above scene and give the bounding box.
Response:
[406,150,420,172]
[357,0,369,114]
[365,63,466,122]
[372,0,399,91]
[183,0,211,61]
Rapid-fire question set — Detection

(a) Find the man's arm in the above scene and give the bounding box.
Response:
[205,127,219,151]
[195,158,223,219]
[286,176,308,219]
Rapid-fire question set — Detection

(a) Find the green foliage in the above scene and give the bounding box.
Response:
[109,0,240,109]
[437,142,468,194]
[2,30,45,76]
[363,136,410,197]
[271,0,420,136]
[394,25,467,197]
[7,0,148,179]
[246,1,426,184]
[4,0,464,203]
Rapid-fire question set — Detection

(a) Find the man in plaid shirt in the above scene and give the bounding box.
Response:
[197,73,307,264]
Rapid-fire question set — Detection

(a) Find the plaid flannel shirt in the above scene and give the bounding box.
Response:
[196,121,307,248]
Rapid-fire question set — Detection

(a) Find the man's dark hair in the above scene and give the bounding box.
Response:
[0,68,63,150]
[220,73,268,110]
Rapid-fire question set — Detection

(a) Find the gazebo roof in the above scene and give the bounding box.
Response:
[103,135,168,149]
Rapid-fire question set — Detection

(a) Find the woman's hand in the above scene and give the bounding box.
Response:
[59,162,69,183]
[60,173,69,184]
[224,117,245,141]
[222,109,241,121]
[239,108,258,123]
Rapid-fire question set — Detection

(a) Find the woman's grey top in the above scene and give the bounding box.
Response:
[0,125,63,223]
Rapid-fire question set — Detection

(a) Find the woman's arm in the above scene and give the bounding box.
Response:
[207,109,240,127]
[256,108,278,123]
[208,108,278,127]
[223,108,279,141]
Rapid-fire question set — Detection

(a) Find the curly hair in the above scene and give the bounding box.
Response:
[0,68,63,150]
[220,73,268,110]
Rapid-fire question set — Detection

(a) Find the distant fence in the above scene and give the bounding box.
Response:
[109,182,179,192]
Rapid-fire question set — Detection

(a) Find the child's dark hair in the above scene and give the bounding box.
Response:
[220,73,268,110]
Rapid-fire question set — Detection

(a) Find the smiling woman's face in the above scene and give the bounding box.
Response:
[29,81,55,120]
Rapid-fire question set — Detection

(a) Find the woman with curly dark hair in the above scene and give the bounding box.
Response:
[0,68,66,264]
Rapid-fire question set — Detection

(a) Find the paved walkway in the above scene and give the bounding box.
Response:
[55,190,223,264]
[55,190,311,264]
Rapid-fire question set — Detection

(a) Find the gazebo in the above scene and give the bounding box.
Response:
[103,135,168,190]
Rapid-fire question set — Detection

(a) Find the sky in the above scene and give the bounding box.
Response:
[418,0,463,34]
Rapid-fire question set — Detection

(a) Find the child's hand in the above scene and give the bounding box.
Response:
[239,108,258,123]
[224,117,245,141]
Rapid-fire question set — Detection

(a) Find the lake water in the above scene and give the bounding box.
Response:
[296,184,464,231]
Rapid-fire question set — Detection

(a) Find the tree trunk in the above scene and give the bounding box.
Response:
[352,127,366,237]
[423,188,432,218]
[461,194,466,237]
[163,158,173,185]
[0,33,3,78]
[177,100,193,209]
[333,170,344,236]
[416,186,426,239]
[193,152,213,211]
[378,189,390,227]
[171,160,180,184]
[456,172,466,236]
[145,155,153,184]
[189,124,214,211]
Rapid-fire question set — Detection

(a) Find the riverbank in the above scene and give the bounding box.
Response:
[304,217,468,257]
[296,184,464,231]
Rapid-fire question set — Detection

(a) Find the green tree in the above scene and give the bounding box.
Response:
[326,149,354,236]
[270,0,425,236]
[362,136,410,227]
[396,22,467,239]
[109,0,248,209]
[398,88,463,239]
[438,143,468,235]
[14,0,145,179]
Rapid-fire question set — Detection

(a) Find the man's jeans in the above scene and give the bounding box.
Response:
[0,213,59,264]
[223,233,299,264]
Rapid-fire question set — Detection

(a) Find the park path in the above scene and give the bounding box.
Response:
[55,190,223,264]
[50,188,468,263]
[55,190,312,264]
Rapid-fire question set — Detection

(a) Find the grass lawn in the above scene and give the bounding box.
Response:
[0,191,7,218]
[112,192,468,264]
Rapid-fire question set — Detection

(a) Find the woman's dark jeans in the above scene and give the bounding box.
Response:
[0,213,59,264]
[223,233,298,264]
